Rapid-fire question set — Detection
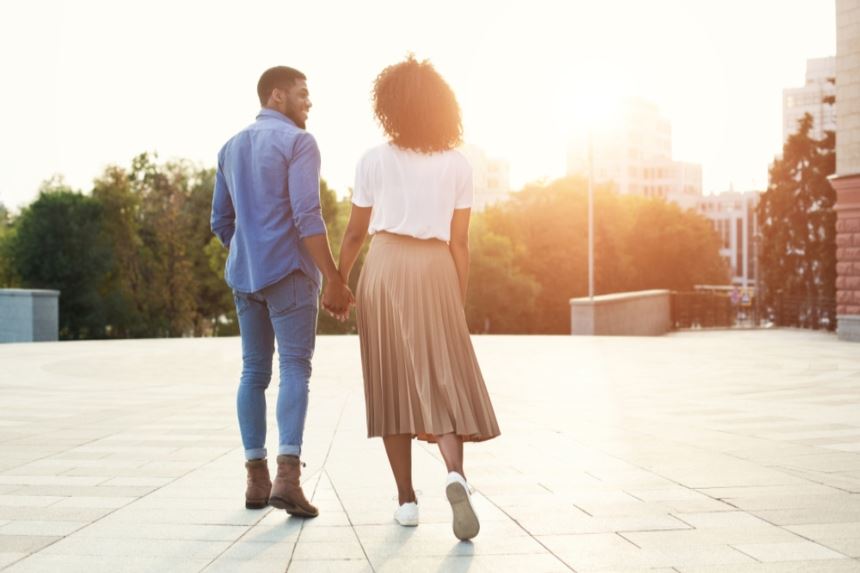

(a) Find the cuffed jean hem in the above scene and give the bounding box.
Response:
[278,445,301,457]
[245,447,267,461]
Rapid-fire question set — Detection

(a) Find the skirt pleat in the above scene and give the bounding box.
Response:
[356,232,501,443]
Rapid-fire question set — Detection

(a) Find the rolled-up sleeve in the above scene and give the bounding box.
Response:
[288,132,326,239]
[211,150,235,247]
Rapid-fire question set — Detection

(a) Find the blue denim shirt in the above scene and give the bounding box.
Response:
[211,109,326,293]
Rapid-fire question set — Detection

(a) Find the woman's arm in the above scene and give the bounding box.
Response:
[338,204,372,283]
[449,208,471,305]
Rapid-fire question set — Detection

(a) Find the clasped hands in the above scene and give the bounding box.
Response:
[322,275,354,322]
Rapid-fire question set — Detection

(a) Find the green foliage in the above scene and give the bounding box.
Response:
[91,154,231,337]
[8,181,112,339]
[465,216,539,333]
[481,177,728,333]
[624,196,728,291]
[757,113,836,329]
[0,203,18,286]
[3,153,730,338]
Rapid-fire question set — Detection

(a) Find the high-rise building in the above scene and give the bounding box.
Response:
[566,97,702,208]
[696,190,760,288]
[831,1,860,341]
[458,144,511,212]
[782,56,836,142]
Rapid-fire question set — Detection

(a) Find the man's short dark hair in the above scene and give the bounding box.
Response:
[257,66,306,106]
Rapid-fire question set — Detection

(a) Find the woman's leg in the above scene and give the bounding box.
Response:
[383,434,416,505]
[436,433,465,478]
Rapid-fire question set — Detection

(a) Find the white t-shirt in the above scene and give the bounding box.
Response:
[351,143,473,242]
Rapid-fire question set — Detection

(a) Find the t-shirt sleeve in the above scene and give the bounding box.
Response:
[455,156,474,209]
[351,154,374,207]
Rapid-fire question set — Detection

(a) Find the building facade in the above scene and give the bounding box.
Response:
[695,191,760,289]
[783,56,836,142]
[566,97,703,208]
[831,0,860,341]
[458,144,511,212]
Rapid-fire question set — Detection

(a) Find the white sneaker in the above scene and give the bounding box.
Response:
[394,501,419,526]
[445,472,479,540]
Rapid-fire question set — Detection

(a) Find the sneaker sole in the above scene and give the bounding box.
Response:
[269,495,319,518]
[395,517,419,527]
[446,482,479,540]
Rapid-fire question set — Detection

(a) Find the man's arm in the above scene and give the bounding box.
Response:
[210,155,235,247]
[288,133,353,317]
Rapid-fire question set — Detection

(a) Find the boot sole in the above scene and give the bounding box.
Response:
[446,482,479,541]
[245,499,269,510]
[269,495,319,518]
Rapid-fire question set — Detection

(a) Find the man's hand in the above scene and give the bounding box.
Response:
[322,278,354,322]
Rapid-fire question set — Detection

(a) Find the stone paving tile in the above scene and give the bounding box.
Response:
[0,536,60,553]
[0,506,114,522]
[786,522,860,538]
[286,560,373,573]
[815,538,860,558]
[539,532,756,570]
[4,554,211,573]
[732,541,848,562]
[677,562,860,573]
[0,496,63,508]
[0,554,26,569]
[215,537,297,560]
[0,520,86,536]
[671,511,775,529]
[1,332,860,571]
[371,554,572,572]
[205,558,294,573]
[750,507,860,526]
[73,522,249,542]
[39,536,232,559]
[291,540,366,561]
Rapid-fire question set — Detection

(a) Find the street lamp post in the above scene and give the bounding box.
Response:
[588,129,595,301]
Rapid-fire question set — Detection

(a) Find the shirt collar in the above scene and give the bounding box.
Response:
[256,108,297,127]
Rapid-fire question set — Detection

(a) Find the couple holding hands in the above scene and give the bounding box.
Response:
[211,56,499,541]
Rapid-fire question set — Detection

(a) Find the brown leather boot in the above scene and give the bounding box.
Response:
[269,455,318,517]
[244,459,271,509]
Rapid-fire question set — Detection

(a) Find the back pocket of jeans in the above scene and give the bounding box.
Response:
[265,275,298,315]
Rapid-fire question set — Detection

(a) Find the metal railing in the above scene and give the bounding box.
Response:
[670,290,836,331]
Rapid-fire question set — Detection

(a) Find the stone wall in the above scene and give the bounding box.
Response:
[570,290,671,336]
[834,0,860,341]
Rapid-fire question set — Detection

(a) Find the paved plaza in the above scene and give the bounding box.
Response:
[0,330,859,572]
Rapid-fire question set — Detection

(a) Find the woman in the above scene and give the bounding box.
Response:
[337,56,500,541]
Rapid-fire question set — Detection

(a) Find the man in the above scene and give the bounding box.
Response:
[211,66,351,518]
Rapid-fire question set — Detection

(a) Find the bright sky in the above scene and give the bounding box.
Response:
[0,0,836,210]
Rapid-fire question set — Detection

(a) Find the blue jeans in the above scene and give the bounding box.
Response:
[233,271,319,460]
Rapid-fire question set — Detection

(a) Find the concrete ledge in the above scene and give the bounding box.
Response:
[837,315,860,342]
[570,289,671,336]
[0,288,60,342]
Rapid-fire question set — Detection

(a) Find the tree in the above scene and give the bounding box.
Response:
[8,181,112,338]
[481,176,728,333]
[466,216,539,333]
[93,154,230,337]
[758,113,836,329]
[0,203,17,286]
[625,196,728,291]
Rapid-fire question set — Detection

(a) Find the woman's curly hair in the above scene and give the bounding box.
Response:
[372,55,463,153]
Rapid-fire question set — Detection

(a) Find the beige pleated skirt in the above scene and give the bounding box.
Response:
[356,232,501,443]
